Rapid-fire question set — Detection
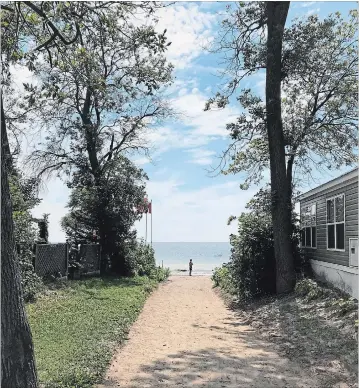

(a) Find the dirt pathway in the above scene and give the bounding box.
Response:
[100,276,321,388]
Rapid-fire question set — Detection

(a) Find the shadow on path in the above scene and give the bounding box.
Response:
[101,322,318,388]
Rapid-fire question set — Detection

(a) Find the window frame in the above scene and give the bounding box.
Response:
[300,203,317,249]
[326,193,345,252]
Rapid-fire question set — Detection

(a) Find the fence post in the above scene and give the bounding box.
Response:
[65,243,69,278]
[34,244,38,274]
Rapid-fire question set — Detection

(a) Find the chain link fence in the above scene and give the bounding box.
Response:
[79,244,101,274]
[33,243,101,278]
[35,243,68,278]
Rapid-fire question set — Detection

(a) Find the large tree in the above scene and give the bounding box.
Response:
[209,9,357,193]
[1,2,114,385]
[265,1,294,294]
[61,156,148,274]
[206,3,357,293]
[27,3,173,272]
[206,2,294,293]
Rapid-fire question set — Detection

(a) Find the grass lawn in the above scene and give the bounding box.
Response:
[27,276,159,387]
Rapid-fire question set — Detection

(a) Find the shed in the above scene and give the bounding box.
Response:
[297,168,358,299]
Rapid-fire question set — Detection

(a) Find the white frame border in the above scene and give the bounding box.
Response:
[326,193,345,252]
[300,202,317,249]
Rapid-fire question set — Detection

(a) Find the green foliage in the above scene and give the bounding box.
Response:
[213,188,307,301]
[29,3,174,275]
[228,211,276,301]
[295,278,327,300]
[124,239,170,282]
[211,265,234,294]
[154,267,171,282]
[9,171,40,244]
[27,276,158,387]
[207,5,358,189]
[331,298,357,317]
[38,214,49,243]
[133,240,156,276]
[295,278,357,317]
[62,157,148,275]
[9,168,44,301]
[18,249,44,303]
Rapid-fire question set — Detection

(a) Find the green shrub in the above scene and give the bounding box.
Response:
[295,278,357,316]
[213,187,307,302]
[331,298,357,316]
[122,239,169,282]
[295,278,319,297]
[151,267,170,282]
[18,248,44,302]
[225,212,276,301]
[295,278,334,301]
[212,265,234,293]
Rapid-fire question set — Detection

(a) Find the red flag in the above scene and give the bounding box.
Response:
[148,202,152,214]
[136,196,149,214]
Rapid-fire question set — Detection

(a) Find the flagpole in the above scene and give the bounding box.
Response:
[150,200,153,246]
[145,212,148,243]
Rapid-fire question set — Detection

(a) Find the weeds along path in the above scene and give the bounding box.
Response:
[99,276,319,388]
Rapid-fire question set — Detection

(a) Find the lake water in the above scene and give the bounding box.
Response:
[152,242,231,276]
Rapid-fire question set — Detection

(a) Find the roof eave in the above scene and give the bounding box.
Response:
[296,168,358,202]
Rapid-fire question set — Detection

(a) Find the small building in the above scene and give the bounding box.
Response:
[297,168,358,299]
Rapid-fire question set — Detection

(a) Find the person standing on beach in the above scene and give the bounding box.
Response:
[189,259,193,276]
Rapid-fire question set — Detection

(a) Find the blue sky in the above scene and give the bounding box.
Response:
[27,1,356,243]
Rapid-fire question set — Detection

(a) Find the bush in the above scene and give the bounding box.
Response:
[225,212,276,301]
[18,248,44,302]
[135,241,156,277]
[122,239,170,282]
[148,266,171,282]
[212,265,234,293]
[295,278,357,316]
[213,187,307,302]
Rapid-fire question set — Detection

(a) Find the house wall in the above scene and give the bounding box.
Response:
[300,176,358,298]
[300,177,358,267]
[310,260,358,299]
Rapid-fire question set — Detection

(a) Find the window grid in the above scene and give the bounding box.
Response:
[326,194,345,252]
[301,203,316,249]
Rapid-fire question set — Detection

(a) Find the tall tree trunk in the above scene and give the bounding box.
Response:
[1,93,39,386]
[265,2,295,294]
[286,154,295,224]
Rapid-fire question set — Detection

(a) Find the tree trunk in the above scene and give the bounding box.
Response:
[286,154,295,225]
[1,93,39,386]
[265,2,296,294]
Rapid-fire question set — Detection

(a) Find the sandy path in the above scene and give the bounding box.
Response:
[100,276,320,388]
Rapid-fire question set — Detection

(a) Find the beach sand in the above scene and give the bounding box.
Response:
[99,276,320,387]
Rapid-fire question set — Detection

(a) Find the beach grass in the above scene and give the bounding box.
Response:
[27,276,158,387]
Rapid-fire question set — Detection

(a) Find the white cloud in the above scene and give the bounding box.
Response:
[173,88,239,137]
[185,148,216,166]
[141,87,240,162]
[135,178,257,242]
[155,4,217,69]
[300,2,317,8]
[144,126,216,159]
[305,8,320,17]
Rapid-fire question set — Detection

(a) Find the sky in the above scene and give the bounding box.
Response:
[18,1,356,243]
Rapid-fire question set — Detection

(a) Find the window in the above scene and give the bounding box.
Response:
[301,203,316,248]
[327,194,345,251]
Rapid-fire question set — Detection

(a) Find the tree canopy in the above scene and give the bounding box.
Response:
[206,6,358,193]
[26,2,173,182]
[61,156,148,274]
